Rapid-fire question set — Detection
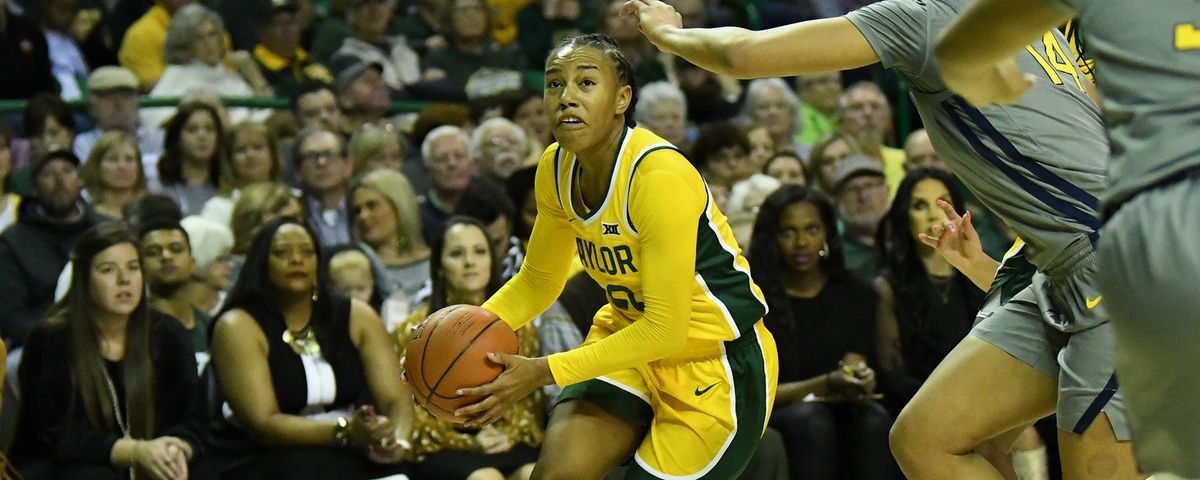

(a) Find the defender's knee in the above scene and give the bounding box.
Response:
[890,407,929,468]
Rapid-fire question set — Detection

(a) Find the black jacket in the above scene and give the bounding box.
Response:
[0,199,103,347]
[14,313,204,466]
[0,7,58,99]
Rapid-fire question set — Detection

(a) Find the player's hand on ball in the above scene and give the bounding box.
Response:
[919,199,983,273]
[948,56,1036,106]
[454,353,554,427]
[621,0,682,54]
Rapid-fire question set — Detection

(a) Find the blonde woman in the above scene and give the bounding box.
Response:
[348,170,430,314]
[81,131,148,219]
[227,182,302,288]
[200,122,282,227]
[348,125,405,175]
[742,78,808,160]
[229,182,302,256]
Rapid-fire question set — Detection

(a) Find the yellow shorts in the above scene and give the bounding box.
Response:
[557,313,778,479]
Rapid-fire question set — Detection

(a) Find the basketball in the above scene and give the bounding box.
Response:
[403,304,519,423]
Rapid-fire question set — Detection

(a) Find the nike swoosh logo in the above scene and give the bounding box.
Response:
[694,382,720,396]
[1086,295,1103,309]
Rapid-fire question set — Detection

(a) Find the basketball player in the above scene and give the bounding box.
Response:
[935,1,1200,475]
[622,0,1141,477]
[455,33,781,479]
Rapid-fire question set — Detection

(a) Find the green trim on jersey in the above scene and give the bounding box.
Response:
[695,211,767,336]
[556,378,653,429]
[988,249,1037,305]
[624,332,770,479]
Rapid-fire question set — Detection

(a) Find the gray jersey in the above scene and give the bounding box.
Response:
[846,0,1109,274]
[1041,0,1200,210]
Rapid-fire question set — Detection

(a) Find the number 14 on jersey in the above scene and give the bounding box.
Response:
[1025,31,1085,92]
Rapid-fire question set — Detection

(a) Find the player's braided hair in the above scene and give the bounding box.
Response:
[1064,20,1095,78]
[549,33,640,128]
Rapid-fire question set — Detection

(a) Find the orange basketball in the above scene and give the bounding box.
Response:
[403,305,519,423]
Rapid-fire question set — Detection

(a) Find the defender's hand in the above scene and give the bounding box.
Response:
[918,199,984,273]
[621,0,683,54]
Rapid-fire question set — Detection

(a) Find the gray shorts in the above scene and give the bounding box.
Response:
[971,252,1129,440]
[1098,174,1200,476]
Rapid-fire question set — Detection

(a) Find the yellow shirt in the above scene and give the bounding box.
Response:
[118,5,171,89]
[882,145,906,198]
[487,0,532,46]
[482,127,768,387]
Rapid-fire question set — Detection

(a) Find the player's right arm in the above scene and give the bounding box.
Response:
[482,147,577,331]
[622,0,879,79]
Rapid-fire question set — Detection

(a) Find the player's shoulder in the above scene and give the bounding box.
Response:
[534,142,565,182]
[537,142,562,166]
[625,127,690,171]
[628,152,695,184]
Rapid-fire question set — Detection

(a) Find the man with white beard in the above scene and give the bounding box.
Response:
[470,117,529,182]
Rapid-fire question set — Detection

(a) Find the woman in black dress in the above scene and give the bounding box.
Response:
[748,185,893,480]
[208,217,415,479]
[873,168,985,413]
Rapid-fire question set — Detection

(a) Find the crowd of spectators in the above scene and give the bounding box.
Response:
[0,0,1051,478]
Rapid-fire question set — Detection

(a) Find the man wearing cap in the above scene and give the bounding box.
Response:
[832,154,890,281]
[0,150,103,348]
[252,0,333,99]
[321,0,423,93]
[330,55,391,132]
[74,66,166,188]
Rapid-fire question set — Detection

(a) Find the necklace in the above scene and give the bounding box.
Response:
[100,366,129,436]
[101,363,138,479]
[282,325,321,357]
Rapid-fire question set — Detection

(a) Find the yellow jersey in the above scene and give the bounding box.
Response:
[483,127,768,387]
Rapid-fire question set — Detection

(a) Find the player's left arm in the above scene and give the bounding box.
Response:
[935,0,1072,106]
[536,163,703,385]
[483,147,579,331]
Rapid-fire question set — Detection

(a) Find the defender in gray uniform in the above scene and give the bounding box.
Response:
[937,0,1200,475]
[622,0,1140,476]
